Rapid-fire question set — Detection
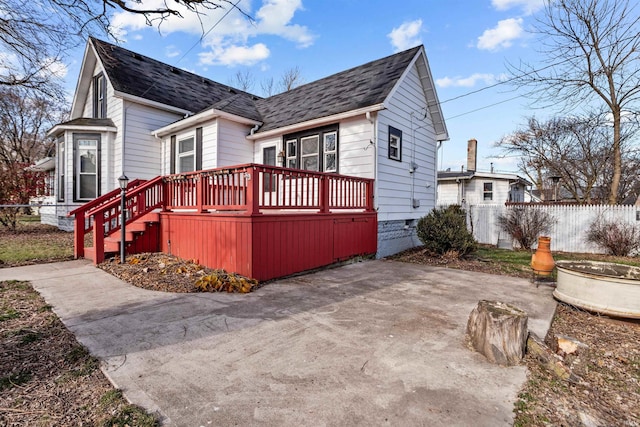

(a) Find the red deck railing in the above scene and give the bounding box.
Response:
[71,164,374,263]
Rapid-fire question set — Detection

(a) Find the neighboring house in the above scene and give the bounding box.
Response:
[437,139,531,205]
[48,38,448,277]
[26,157,56,217]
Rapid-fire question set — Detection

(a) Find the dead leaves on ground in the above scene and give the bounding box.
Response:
[99,253,260,293]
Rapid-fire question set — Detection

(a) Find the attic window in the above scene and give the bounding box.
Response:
[93,73,106,119]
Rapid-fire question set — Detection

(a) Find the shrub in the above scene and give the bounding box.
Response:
[586,218,640,256]
[416,205,477,257]
[497,207,555,250]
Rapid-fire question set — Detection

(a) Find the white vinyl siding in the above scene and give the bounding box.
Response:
[124,102,180,180]
[336,116,375,178]
[376,61,438,222]
[254,135,282,166]
[436,181,464,205]
[216,119,254,166]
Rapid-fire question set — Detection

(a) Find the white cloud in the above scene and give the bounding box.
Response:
[110,0,314,66]
[477,18,523,51]
[436,73,499,88]
[42,58,68,79]
[0,51,67,82]
[491,0,545,15]
[254,0,315,47]
[199,41,270,66]
[166,45,181,58]
[388,19,423,52]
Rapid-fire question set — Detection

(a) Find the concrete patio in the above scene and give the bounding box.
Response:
[0,259,556,426]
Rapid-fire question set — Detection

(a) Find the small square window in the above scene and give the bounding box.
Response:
[388,126,402,161]
[483,182,493,201]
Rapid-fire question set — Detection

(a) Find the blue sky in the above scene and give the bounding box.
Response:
[61,0,549,173]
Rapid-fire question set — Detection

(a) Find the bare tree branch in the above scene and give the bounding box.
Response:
[0,0,249,97]
[508,0,640,203]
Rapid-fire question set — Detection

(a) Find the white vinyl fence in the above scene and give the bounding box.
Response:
[459,204,640,254]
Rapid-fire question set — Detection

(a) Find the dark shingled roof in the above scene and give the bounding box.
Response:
[254,46,421,133]
[56,117,116,128]
[90,38,421,132]
[90,38,262,121]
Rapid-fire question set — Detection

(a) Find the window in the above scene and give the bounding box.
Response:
[74,135,100,201]
[323,131,337,172]
[263,146,276,192]
[388,126,402,161]
[284,125,338,172]
[177,137,195,173]
[301,135,319,171]
[57,136,65,202]
[93,74,106,118]
[483,182,493,201]
[285,139,297,169]
[263,146,276,166]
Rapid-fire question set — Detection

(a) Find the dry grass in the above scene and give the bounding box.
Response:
[0,280,159,426]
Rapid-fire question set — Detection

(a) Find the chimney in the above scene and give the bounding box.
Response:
[467,139,477,172]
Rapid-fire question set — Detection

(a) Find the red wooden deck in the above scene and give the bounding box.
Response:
[70,164,377,281]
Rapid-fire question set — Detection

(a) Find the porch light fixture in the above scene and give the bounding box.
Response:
[277,150,285,166]
[118,174,129,264]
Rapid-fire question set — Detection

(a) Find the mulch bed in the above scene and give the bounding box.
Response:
[98,252,260,293]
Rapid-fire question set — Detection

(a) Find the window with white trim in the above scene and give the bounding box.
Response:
[323,131,337,172]
[284,125,338,172]
[388,126,402,161]
[57,135,64,202]
[75,135,99,201]
[177,136,195,173]
[93,74,106,118]
[483,182,493,201]
[285,139,297,169]
[301,135,319,171]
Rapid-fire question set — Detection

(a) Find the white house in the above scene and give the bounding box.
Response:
[47,38,449,258]
[437,139,531,206]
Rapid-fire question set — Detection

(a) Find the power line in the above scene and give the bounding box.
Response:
[444,95,522,121]
[436,34,640,117]
[136,0,244,101]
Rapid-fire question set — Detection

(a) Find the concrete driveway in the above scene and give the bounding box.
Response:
[0,259,556,426]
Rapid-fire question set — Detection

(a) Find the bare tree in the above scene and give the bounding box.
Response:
[509,0,640,204]
[0,0,247,96]
[228,69,256,92]
[278,66,304,92]
[0,87,67,229]
[497,115,630,203]
[0,87,65,165]
[260,77,276,97]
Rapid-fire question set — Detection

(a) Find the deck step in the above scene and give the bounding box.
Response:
[84,246,117,263]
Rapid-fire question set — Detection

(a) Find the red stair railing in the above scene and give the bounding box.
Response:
[70,164,374,263]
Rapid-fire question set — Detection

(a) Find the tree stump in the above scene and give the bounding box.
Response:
[466,300,528,366]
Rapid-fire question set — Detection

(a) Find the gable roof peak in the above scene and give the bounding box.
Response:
[88,37,261,120]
